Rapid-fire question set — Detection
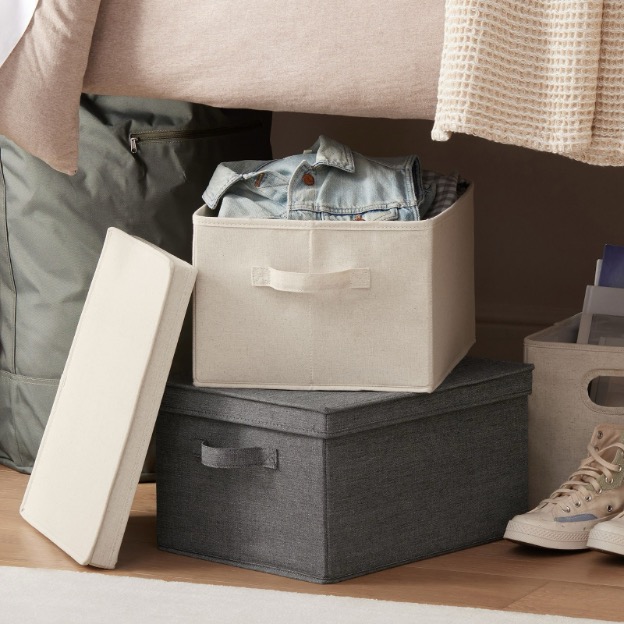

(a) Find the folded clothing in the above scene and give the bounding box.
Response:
[203,135,466,221]
[420,169,469,220]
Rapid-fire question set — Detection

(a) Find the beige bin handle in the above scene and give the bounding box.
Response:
[251,266,370,293]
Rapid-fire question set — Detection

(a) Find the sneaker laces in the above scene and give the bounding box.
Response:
[543,442,624,512]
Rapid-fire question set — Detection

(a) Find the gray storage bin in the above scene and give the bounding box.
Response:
[156,357,532,583]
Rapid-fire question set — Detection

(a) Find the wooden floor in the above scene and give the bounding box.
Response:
[2,465,624,622]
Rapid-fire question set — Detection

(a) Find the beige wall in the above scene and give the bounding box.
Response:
[272,113,624,361]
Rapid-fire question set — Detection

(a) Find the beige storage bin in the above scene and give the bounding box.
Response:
[525,314,624,506]
[192,185,474,392]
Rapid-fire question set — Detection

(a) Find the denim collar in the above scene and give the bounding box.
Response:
[307,135,355,172]
[203,136,356,209]
[202,160,266,209]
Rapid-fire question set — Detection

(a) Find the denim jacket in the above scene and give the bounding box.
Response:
[202,135,434,221]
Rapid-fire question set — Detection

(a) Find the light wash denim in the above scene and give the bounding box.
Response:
[202,135,436,221]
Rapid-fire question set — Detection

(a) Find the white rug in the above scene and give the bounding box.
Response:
[0,566,613,624]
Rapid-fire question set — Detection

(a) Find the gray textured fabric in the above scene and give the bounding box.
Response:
[201,442,278,470]
[157,419,327,578]
[324,398,528,580]
[156,357,532,583]
[0,97,272,474]
[163,357,533,438]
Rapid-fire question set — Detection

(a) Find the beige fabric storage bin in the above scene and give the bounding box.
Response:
[525,314,624,506]
[192,186,474,392]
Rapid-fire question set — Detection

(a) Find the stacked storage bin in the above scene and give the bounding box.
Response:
[156,143,533,582]
[525,315,624,506]
[157,358,531,583]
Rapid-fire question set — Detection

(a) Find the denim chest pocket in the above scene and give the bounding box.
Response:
[287,207,400,221]
[242,172,289,204]
[355,207,400,222]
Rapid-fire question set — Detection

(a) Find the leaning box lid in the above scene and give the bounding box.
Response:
[20,228,197,569]
[161,358,533,439]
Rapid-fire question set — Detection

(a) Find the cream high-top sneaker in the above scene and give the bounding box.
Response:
[505,424,624,550]
[587,512,624,555]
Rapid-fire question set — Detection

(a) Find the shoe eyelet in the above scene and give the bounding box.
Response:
[564,506,571,513]
[574,501,582,507]
[597,488,603,494]
[598,431,604,439]
[608,505,614,512]
[586,495,592,501]
[619,466,623,473]
[607,478,614,485]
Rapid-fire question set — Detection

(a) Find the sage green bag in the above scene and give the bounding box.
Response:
[0,95,272,473]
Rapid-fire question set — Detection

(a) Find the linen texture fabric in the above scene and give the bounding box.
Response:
[433,0,624,166]
[156,357,533,583]
[525,315,624,505]
[83,0,443,121]
[192,186,475,392]
[20,229,197,569]
[0,0,102,174]
[4,0,445,171]
[0,96,272,474]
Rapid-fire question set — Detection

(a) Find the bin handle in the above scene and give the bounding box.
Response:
[580,369,624,414]
[201,441,278,469]
[251,266,370,293]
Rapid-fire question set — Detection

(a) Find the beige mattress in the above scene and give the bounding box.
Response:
[83,0,444,120]
[0,0,443,174]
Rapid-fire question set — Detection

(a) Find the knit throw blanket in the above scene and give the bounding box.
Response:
[432,1,624,166]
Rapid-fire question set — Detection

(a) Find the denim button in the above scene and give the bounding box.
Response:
[302,173,315,186]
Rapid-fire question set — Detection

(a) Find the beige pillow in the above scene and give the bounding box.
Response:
[0,0,101,175]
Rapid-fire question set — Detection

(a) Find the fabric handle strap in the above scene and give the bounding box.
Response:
[201,441,278,469]
[251,266,370,292]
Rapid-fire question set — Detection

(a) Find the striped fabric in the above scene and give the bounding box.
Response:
[421,170,468,220]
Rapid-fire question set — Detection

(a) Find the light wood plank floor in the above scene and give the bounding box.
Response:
[2,465,624,621]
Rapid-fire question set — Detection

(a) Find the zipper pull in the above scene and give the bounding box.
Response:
[129,135,139,154]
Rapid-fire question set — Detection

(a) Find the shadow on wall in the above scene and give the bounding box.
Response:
[272,112,624,361]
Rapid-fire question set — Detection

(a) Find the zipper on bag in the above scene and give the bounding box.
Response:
[129,121,263,154]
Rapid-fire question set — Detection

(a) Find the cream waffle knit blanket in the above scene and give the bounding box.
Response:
[432,1,624,166]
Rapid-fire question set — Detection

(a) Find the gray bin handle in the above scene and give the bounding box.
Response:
[201,441,278,469]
